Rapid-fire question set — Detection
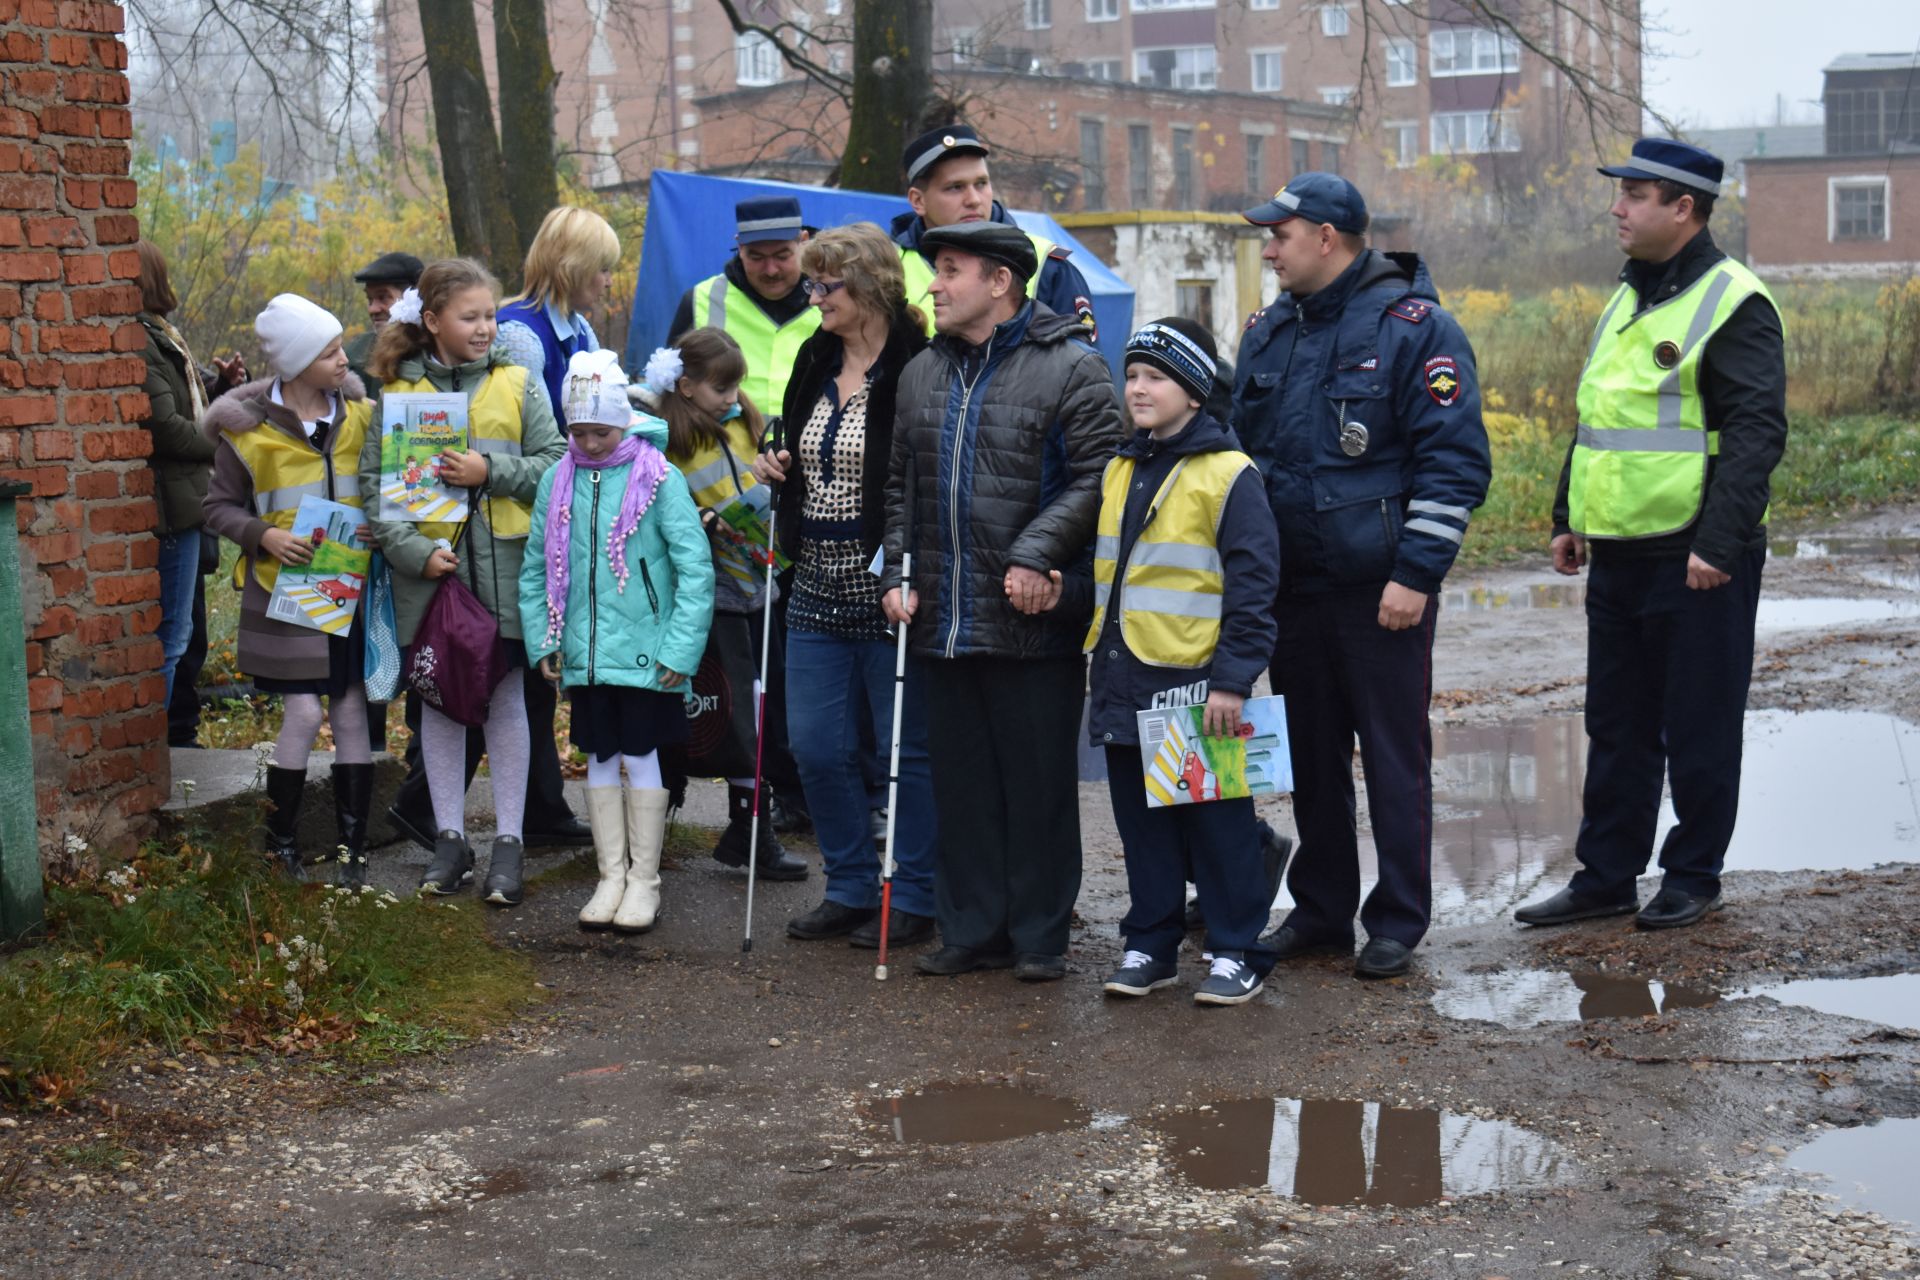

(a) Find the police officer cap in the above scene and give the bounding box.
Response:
[734,196,806,244]
[1240,172,1369,235]
[902,123,991,187]
[1597,138,1723,196]
[352,251,424,286]
[919,221,1036,283]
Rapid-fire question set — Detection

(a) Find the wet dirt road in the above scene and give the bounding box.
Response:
[6,515,1920,1279]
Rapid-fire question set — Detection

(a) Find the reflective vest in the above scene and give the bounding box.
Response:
[899,230,1058,338]
[1085,449,1255,668]
[1569,258,1778,539]
[385,365,535,544]
[670,417,766,514]
[229,399,370,593]
[690,275,820,416]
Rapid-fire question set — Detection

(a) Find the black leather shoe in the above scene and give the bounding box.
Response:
[1513,886,1639,927]
[1354,937,1414,979]
[849,909,935,950]
[1635,886,1722,930]
[914,945,1015,976]
[1013,953,1067,983]
[522,815,592,848]
[386,804,437,851]
[787,899,876,941]
[1258,924,1353,961]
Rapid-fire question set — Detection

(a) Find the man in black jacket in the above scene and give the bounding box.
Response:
[1516,138,1788,932]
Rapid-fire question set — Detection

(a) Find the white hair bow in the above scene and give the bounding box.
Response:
[642,346,684,394]
[388,287,423,326]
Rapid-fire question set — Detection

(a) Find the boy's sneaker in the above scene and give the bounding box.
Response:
[1194,954,1264,1006]
[1103,950,1179,997]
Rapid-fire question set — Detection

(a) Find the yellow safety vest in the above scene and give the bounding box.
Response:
[669,417,766,514]
[229,399,371,593]
[690,275,821,417]
[385,365,535,544]
[899,230,1059,338]
[1569,258,1779,539]
[1085,449,1255,668]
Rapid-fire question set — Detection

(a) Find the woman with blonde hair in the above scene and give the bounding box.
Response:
[497,206,622,413]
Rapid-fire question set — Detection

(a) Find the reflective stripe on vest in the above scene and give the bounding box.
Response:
[1568,258,1779,540]
[385,365,535,542]
[1084,449,1254,669]
[230,399,372,593]
[671,420,764,513]
[899,230,1058,338]
[690,274,821,416]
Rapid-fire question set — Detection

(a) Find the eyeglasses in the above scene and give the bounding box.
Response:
[801,279,846,299]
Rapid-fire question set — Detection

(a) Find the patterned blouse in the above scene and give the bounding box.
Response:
[786,374,889,641]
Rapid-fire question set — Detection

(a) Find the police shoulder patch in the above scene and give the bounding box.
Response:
[1049,245,1073,261]
[1244,307,1268,331]
[1388,298,1432,324]
[1424,355,1461,407]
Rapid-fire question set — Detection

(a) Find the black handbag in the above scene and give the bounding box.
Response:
[674,612,759,779]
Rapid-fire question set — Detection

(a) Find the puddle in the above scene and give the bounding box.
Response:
[1754,597,1920,630]
[1731,974,1920,1030]
[1157,1098,1570,1206]
[1442,581,1588,612]
[1434,969,1718,1027]
[1770,536,1920,561]
[870,1083,1090,1145]
[1786,1117,1920,1228]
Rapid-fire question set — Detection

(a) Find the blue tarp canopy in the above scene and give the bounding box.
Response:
[625,169,1134,376]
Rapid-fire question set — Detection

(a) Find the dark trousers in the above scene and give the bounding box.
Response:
[1271,587,1437,948]
[166,571,209,747]
[1106,744,1275,973]
[924,655,1085,957]
[392,671,576,831]
[1569,548,1764,902]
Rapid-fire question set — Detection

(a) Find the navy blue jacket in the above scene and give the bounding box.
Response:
[1231,250,1491,595]
[891,203,1099,336]
[1086,411,1279,747]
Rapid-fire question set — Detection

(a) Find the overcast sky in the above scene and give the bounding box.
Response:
[1642,0,1920,130]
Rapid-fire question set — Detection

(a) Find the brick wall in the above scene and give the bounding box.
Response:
[0,0,164,855]
[1745,155,1920,279]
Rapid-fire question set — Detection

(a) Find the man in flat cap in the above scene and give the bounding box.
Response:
[891,123,1098,340]
[345,251,423,400]
[670,196,820,414]
[1516,138,1787,932]
[882,220,1123,982]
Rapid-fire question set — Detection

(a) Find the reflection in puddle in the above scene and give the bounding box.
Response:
[1443,581,1588,612]
[1770,536,1920,561]
[1158,1098,1569,1206]
[1755,597,1920,630]
[870,1083,1090,1145]
[1787,1117,1920,1228]
[1435,969,1718,1027]
[1732,974,1920,1030]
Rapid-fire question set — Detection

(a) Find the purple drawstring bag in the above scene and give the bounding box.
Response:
[405,521,507,728]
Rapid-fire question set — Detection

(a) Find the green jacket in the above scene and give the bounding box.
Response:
[359,345,565,646]
[139,312,216,535]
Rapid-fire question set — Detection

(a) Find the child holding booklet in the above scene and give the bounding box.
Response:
[1083,318,1281,1006]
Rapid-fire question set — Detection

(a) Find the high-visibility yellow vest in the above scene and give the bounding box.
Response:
[1569,258,1779,539]
[669,417,765,514]
[229,399,370,593]
[690,275,820,417]
[899,229,1058,338]
[1085,449,1255,668]
[385,365,535,543]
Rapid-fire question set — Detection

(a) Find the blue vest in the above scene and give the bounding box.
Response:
[497,299,590,413]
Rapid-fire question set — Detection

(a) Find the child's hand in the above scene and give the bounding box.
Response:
[658,665,687,689]
[423,547,458,579]
[438,448,489,487]
[260,526,315,566]
[751,449,790,484]
[700,508,735,538]
[539,654,560,685]
[355,524,373,545]
[1201,690,1245,738]
[1005,566,1062,614]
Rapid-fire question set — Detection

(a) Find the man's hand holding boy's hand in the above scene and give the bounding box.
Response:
[1004,566,1062,615]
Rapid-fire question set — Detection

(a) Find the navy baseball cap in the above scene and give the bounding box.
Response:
[734,196,805,244]
[1241,173,1369,234]
[1597,138,1723,196]
[903,123,990,187]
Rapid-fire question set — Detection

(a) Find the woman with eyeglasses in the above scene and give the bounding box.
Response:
[752,222,938,954]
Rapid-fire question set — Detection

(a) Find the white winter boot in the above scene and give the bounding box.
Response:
[579,786,627,930]
[612,787,670,933]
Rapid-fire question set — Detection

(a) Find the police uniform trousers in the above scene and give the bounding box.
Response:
[1270,586,1437,948]
[1568,546,1764,903]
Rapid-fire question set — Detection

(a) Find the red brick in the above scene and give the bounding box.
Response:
[32,289,62,320]
[72,282,139,317]
[44,563,82,594]
[0,107,37,139]
[105,246,136,276]
[63,353,140,387]
[37,321,107,352]
[60,71,129,104]
[57,1,125,34]
[0,285,18,317]
[0,215,18,246]
[109,318,143,350]
[27,676,61,711]
[0,32,43,63]
[64,391,111,423]
[10,70,57,99]
[91,39,126,71]
[0,394,54,425]
[73,469,115,498]
[62,176,99,208]
[28,603,74,638]
[38,105,95,138]
[96,108,130,141]
[61,684,102,717]
[126,603,159,635]
[0,177,55,211]
[29,528,80,562]
[83,538,122,570]
[124,638,161,671]
[86,497,153,534]
[128,535,156,568]
[0,249,57,279]
[101,176,134,207]
[30,426,71,457]
[19,0,58,22]
[58,723,92,755]
[91,571,159,605]
[25,213,83,246]
[0,356,18,388]
[20,640,38,671]
[115,390,146,419]
[61,251,102,283]
[122,467,151,495]
[23,356,58,385]
[75,612,120,644]
[60,142,127,175]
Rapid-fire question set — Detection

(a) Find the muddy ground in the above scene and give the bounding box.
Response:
[6,512,1920,1279]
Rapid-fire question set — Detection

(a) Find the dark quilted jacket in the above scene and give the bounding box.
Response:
[883,301,1123,661]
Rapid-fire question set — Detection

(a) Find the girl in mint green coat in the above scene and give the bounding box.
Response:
[520,349,715,934]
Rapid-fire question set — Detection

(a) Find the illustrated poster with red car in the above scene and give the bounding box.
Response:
[264,495,370,637]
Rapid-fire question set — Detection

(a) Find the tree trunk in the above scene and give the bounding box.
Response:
[838,0,932,194]
[416,0,524,283]
[495,0,560,256]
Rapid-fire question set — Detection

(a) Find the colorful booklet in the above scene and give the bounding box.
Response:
[377,392,469,522]
[710,485,792,590]
[1136,693,1292,808]
[265,495,370,636]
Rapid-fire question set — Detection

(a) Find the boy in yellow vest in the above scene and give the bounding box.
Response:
[1084,318,1281,1005]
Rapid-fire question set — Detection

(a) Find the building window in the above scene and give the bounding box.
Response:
[1323,141,1341,175]
[1320,4,1349,36]
[1250,49,1283,93]
[1431,27,1521,77]
[1129,123,1153,207]
[734,31,781,86]
[1831,177,1889,240]
[1084,58,1123,80]
[1245,133,1265,198]
[1135,46,1218,90]
[1080,119,1107,210]
[1171,125,1195,207]
[950,29,977,63]
[1318,86,1353,105]
[1176,279,1215,329]
[1290,136,1311,176]
[1249,0,1279,8]
[1131,0,1215,10]
[1386,120,1419,167]
[824,0,841,13]
[1430,109,1521,154]
[1087,0,1119,18]
[1026,0,1051,29]
[828,47,846,74]
[1386,38,1417,87]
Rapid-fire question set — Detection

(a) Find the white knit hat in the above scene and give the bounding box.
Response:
[255,293,343,380]
[561,348,634,428]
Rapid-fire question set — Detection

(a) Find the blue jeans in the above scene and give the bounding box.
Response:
[157,531,202,708]
[785,628,937,918]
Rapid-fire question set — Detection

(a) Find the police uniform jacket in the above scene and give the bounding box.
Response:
[1231,249,1491,595]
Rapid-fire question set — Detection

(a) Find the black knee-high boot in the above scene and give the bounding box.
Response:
[263,765,307,880]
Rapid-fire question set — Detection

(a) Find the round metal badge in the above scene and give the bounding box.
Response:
[1653,340,1681,370]
[1339,421,1370,457]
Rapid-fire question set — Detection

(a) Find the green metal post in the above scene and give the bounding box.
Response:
[0,478,44,942]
